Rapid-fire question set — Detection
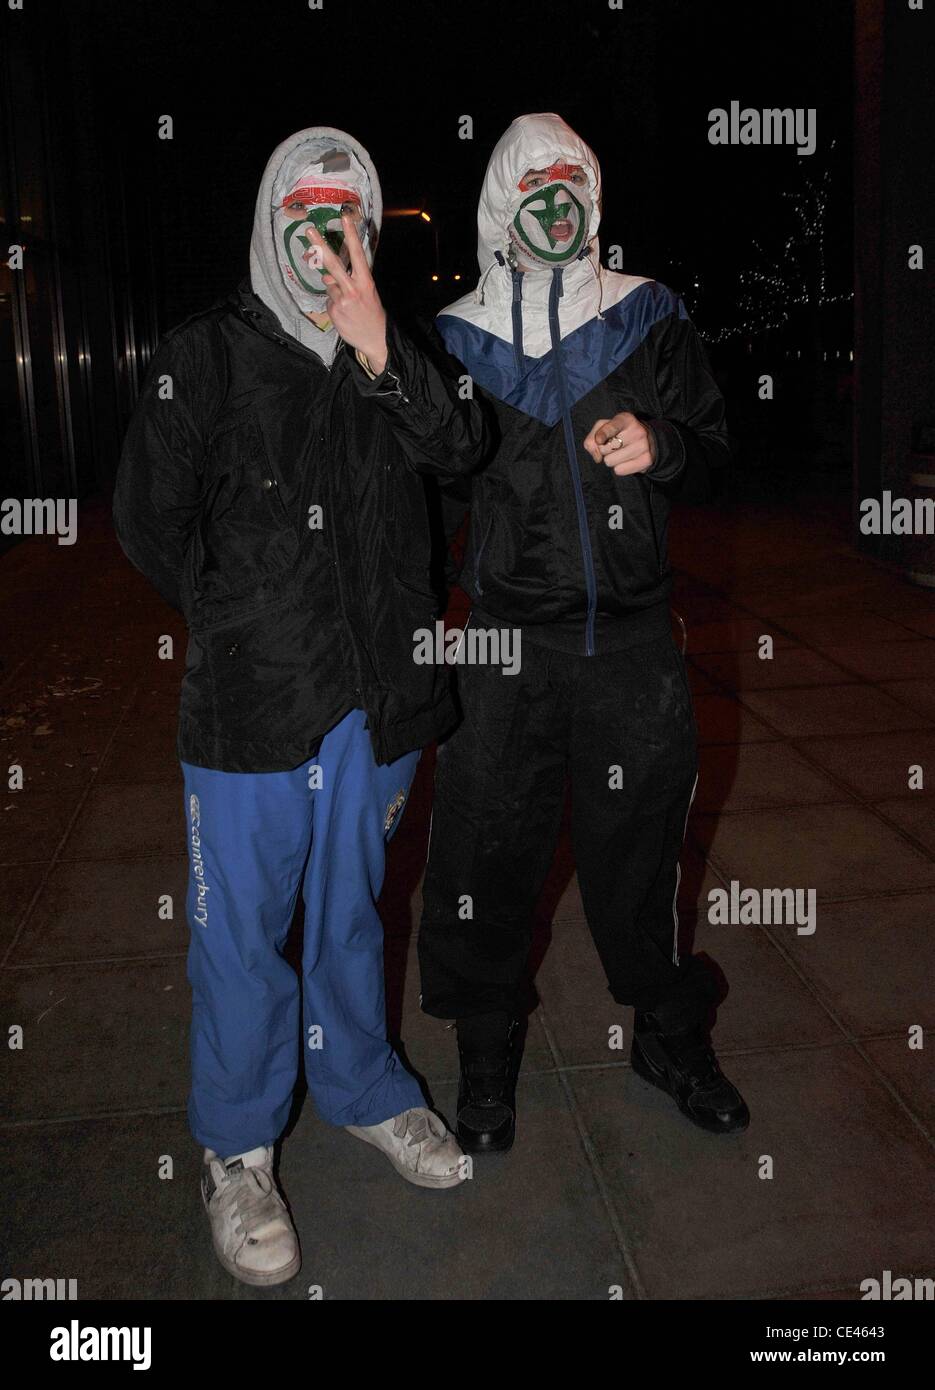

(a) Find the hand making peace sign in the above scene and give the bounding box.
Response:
[304,214,388,374]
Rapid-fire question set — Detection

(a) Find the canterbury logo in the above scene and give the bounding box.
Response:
[189,794,209,928]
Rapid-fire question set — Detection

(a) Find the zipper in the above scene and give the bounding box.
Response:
[510,273,525,378]
[318,373,383,733]
[548,268,597,657]
[473,513,494,596]
[376,365,410,403]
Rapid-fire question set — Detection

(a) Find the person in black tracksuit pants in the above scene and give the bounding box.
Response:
[417,113,749,1151]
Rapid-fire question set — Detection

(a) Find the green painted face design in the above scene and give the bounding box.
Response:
[283,205,346,294]
[512,182,588,265]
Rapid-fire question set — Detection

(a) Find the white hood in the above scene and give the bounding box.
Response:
[476,111,603,279]
[249,126,383,365]
[443,112,647,357]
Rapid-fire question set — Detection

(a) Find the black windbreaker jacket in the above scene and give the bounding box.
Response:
[112,281,491,772]
[438,276,732,655]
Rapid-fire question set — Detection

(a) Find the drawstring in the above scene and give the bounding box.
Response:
[475,250,505,305]
[475,247,600,367]
[580,247,605,320]
[510,268,525,377]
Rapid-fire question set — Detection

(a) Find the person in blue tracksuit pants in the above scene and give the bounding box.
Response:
[113,125,488,1287]
[182,710,424,1154]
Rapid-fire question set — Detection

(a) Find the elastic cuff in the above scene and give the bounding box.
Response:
[643,959,719,1031]
[644,418,687,485]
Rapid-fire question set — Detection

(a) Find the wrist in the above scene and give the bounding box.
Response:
[364,347,388,375]
[358,333,387,374]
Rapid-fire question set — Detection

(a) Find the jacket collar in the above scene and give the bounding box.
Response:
[231,277,282,334]
[482,252,598,315]
[230,276,345,371]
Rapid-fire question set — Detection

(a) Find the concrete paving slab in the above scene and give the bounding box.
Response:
[780,892,935,1035]
[0,956,191,1122]
[693,694,782,744]
[691,804,935,899]
[567,1046,935,1300]
[695,742,848,812]
[693,646,858,692]
[797,731,935,800]
[820,641,935,683]
[61,783,185,860]
[0,790,84,865]
[12,856,189,965]
[742,685,931,738]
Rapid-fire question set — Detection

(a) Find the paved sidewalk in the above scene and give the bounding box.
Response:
[2,492,934,1300]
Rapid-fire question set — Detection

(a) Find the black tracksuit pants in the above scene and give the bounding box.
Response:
[418,626,715,1030]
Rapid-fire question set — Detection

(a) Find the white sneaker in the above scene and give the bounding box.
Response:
[201,1145,301,1286]
[345,1107,466,1189]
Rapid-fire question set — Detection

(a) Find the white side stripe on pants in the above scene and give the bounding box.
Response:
[671,770,699,966]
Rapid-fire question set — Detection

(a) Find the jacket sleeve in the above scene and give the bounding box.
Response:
[112,327,217,613]
[346,315,493,478]
[642,307,734,503]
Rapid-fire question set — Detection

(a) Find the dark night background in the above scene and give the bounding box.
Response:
[2,0,861,510]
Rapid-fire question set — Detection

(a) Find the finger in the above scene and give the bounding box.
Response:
[597,427,642,457]
[594,412,637,447]
[318,274,343,309]
[341,213,371,279]
[304,225,352,290]
[583,419,609,460]
[602,441,650,468]
[612,456,653,476]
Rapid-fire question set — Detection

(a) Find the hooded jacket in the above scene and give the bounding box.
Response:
[437,113,731,656]
[113,127,490,772]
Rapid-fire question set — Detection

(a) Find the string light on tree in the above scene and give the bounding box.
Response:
[698,139,853,346]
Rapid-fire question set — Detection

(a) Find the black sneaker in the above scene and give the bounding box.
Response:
[455,1014,521,1154]
[631,1011,750,1134]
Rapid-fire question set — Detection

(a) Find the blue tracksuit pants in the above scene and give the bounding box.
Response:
[181,708,424,1157]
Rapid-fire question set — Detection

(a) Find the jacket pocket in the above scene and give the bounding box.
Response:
[394,563,442,609]
[207,409,291,525]
[383,457,432,570]
[188,586,294,634]
[196,409,299,605]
